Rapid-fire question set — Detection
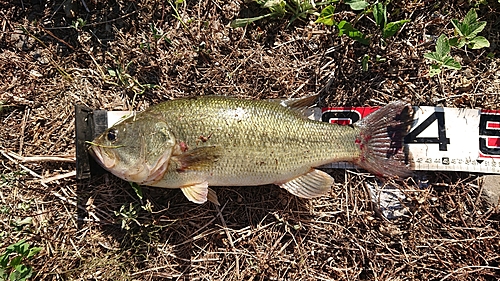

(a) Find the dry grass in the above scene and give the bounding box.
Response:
[0,0,499,280]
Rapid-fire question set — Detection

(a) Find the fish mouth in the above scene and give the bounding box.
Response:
[89,145,116,169]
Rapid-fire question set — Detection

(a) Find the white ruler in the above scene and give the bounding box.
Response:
[105,105,500,174]
[320,106,500,173]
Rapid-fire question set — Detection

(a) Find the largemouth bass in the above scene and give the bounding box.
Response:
[89,96,413,204]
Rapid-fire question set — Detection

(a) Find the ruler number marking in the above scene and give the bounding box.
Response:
[404,111,450,151]
[479,113,500,156]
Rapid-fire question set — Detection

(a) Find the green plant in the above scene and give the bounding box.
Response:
[345,0,368,10]
[0,240,42,281]
[449,9,490,49]
[106,54,157,108]
[140,23,172,51]
[70,18,86,30]
[0,171,26,189]
[316,1,408,46]
[168,0,190,31]
[316,5,369,45]
[114,203,140,230]
[337,20,369,45]
[230,0,322,28]
[372,2,409,39]
[424,9,490,77]
[424,34,461,77]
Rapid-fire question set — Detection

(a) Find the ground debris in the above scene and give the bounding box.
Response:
[0,1,499,280]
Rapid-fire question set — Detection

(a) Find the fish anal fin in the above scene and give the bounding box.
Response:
[207,188,220,206]
[278,169,333,199]
[181,182,209,204]
[173,146,221,172]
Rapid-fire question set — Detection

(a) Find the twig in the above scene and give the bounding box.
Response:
[39,171,76,184]
[42,27,75,50]
[0,149,46,187]
[18,107,29,155]
[439,266,500,281]
[4,150,76,163]
[216,204,240,279]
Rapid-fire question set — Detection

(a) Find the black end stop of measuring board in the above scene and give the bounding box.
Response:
[75,104,108,180]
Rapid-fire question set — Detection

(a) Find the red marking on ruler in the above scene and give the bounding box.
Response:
[486,121,500,130]
[487,137,500,148]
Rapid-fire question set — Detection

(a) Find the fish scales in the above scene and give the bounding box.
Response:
[148,97,360,186]
[90,96,413,204]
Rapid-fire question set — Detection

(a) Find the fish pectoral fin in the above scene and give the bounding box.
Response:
[181,182,209,204]
[207,188,220,206]
[278,169,333,199]
[173,146,221,172]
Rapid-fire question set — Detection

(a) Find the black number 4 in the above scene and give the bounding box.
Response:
[404,111,450,151]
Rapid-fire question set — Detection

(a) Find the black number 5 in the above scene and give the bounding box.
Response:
[479,113,500,156]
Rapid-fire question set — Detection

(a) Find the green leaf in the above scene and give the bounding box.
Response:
[26,247,42,259]
[361,54,369,71]
[435,34,450,59]
[451,19,464,37]
[316,5,336,26]
[0,253,9,268]
[8,256,22,268]
[373,3,385,28]
[230,14,271,28]
[0,268,7,280]
[263,0,286,16]
[448,36,459,47]
[429,64,441,77]
[423,51,442,63]
[468,36,490,49]
[345,0,369,10]
[7,241,26,254]
[13,264,32,281]
[130,182,143,200]
[465,21,486,39]
[382,19,409,38]
[337,20,370,45]
[107,68,117,77]
[463,9,478,26]
[442,57,461,70]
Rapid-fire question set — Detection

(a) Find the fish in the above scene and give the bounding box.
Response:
[89,96,414,205]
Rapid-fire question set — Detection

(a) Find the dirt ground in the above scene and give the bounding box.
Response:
[1,0,500,280]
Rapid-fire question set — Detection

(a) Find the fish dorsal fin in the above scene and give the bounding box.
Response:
[181,181,209,204]
[268,94,319,117]
[278,169,333,199]
[173,146,221,172]
[281,94,319,109]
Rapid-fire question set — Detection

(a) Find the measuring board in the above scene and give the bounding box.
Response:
[101,106,500,174]
[320,106,500,173]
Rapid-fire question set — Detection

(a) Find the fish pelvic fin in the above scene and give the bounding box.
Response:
[354,101,415,178]
[181,181,209,204]
[279,169,333,199]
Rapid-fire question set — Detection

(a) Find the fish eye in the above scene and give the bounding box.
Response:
[106,129,118,142]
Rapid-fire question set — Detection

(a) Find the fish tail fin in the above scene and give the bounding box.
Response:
[354,101,414,178]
